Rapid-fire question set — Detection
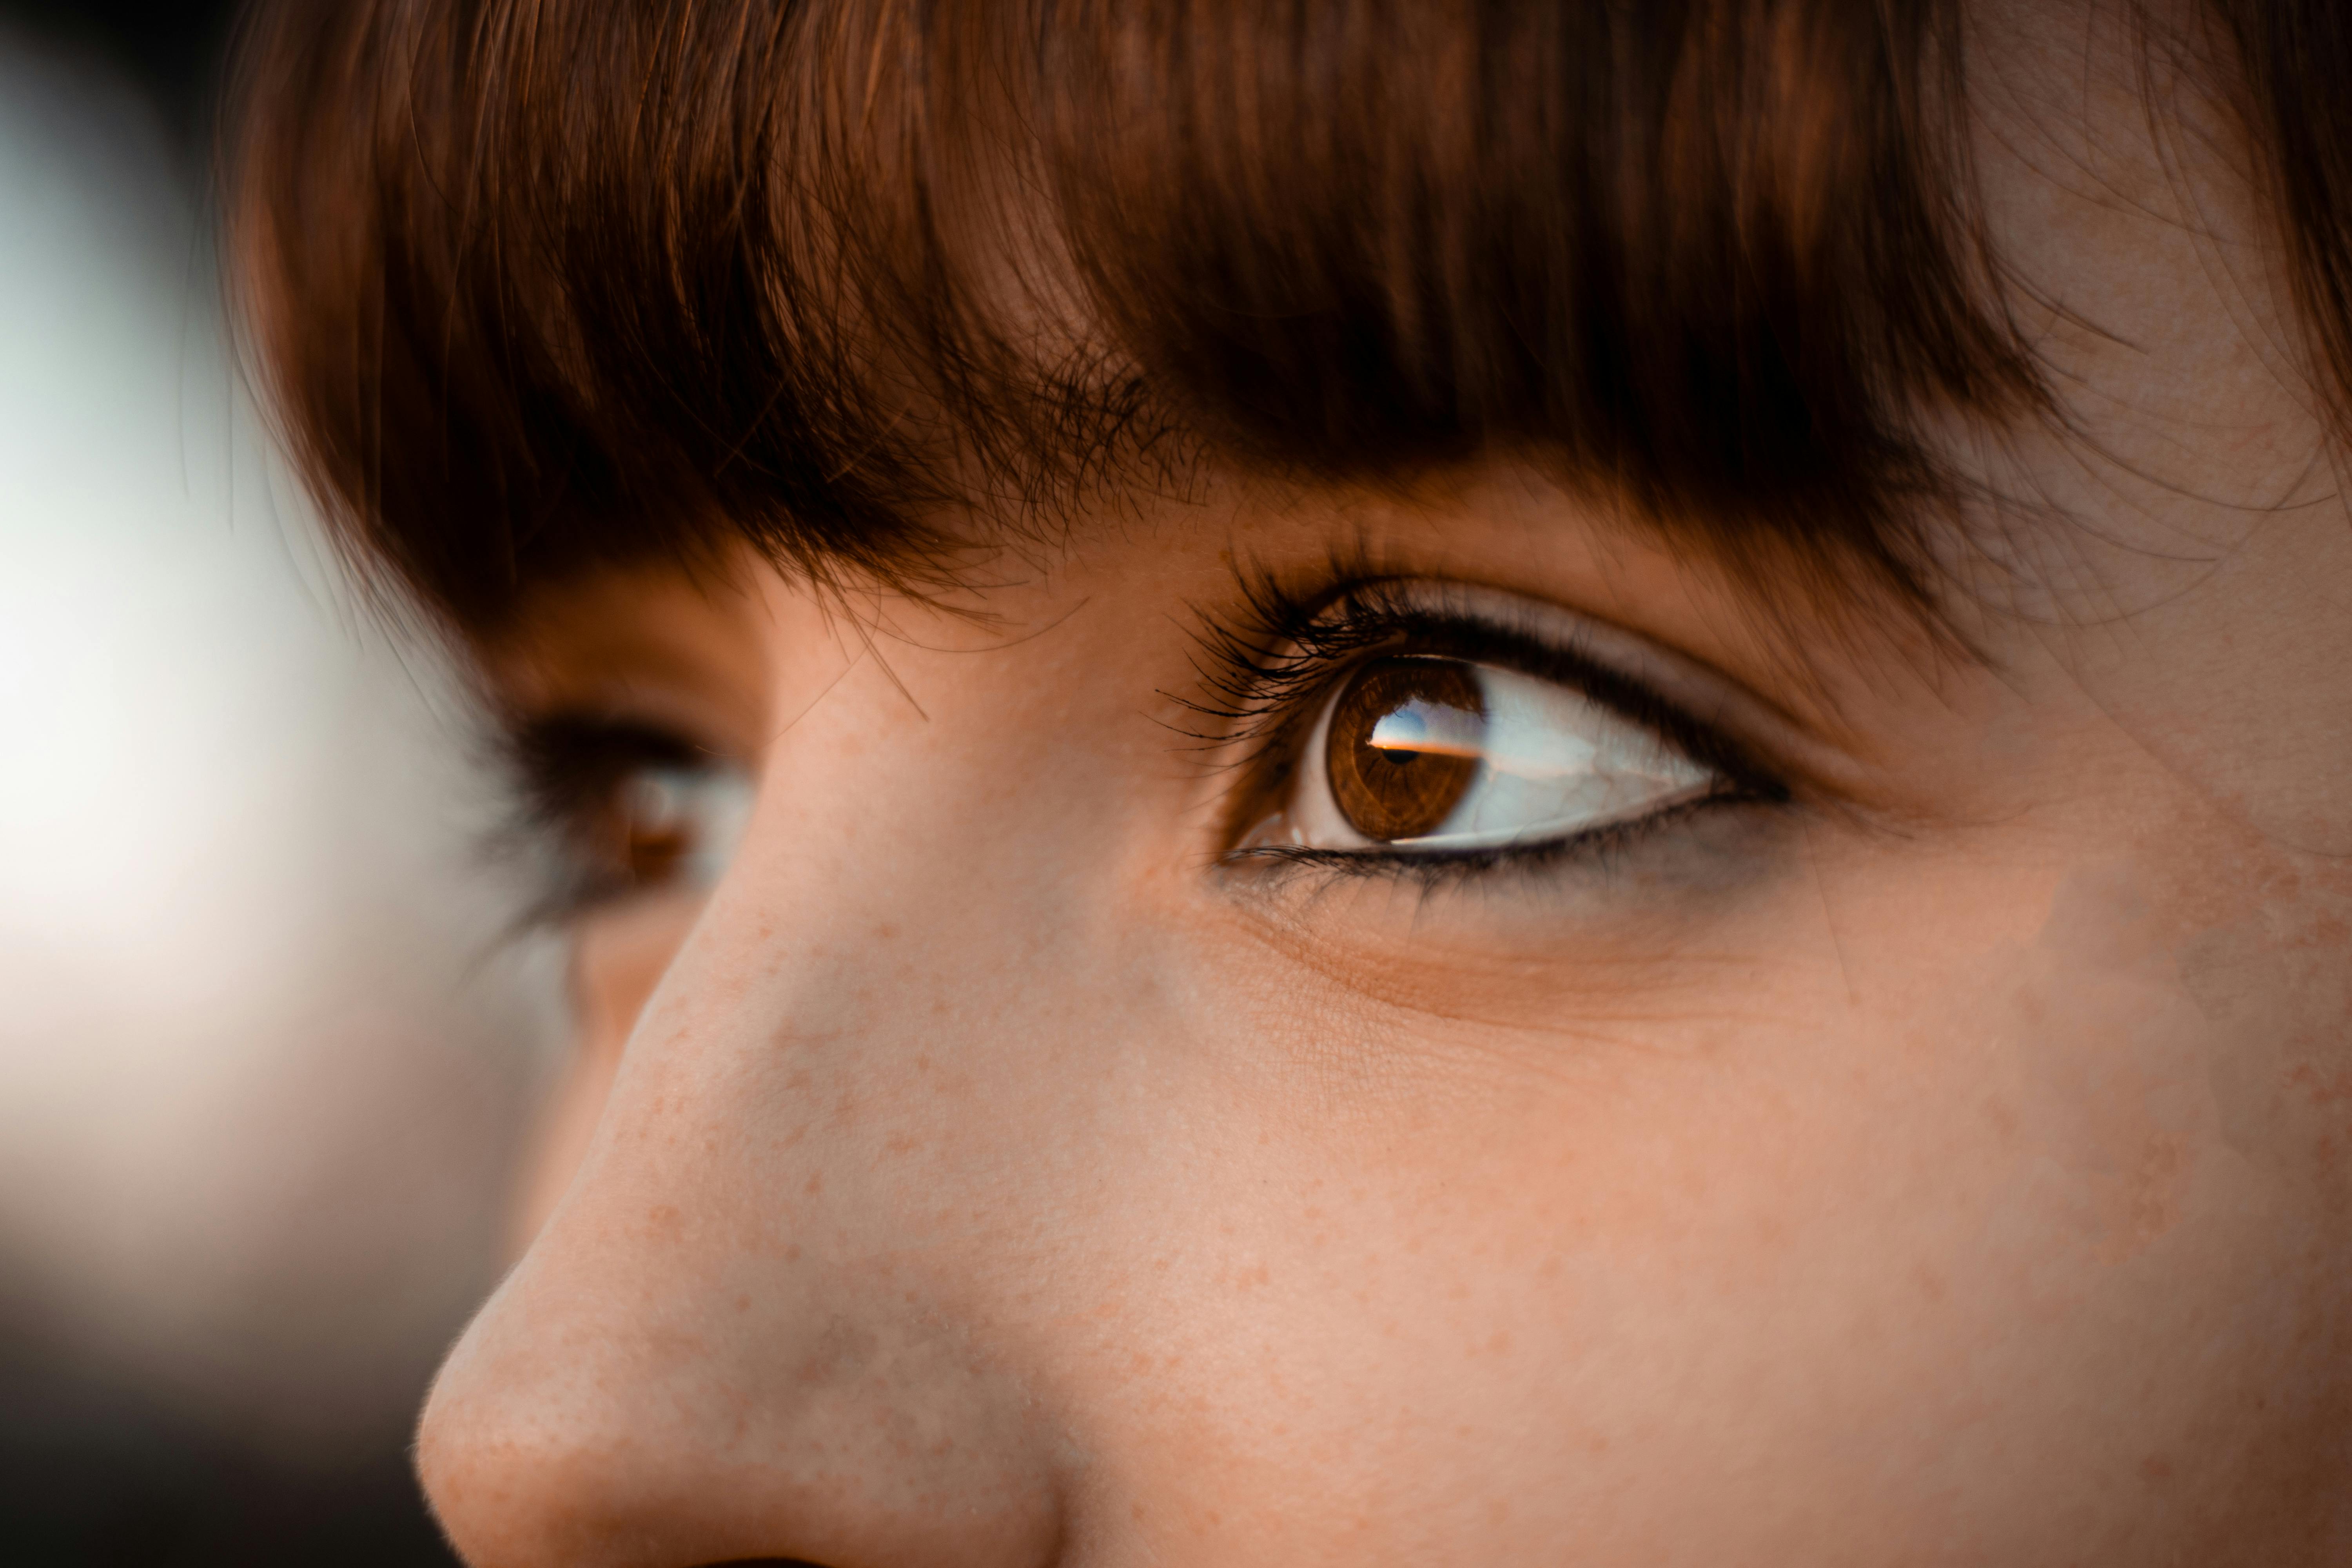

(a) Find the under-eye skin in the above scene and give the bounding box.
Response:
[1198,576,1792,886]
[499,712,755,921]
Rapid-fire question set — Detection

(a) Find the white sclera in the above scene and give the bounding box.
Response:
[1284,662,1715,851]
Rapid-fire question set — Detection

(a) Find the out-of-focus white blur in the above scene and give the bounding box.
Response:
[0,25,549,1470]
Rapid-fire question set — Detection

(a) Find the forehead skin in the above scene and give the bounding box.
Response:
[415,13,2352,1568]
[1951,1,2352,852]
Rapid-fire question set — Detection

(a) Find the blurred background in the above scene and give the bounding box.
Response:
[0,4,556,1561]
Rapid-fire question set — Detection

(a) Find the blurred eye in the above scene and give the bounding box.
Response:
[590,762,755,895]
[1260,655,1718,853]
[505,715,755,914]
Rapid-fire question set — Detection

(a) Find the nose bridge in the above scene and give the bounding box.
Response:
[418,790,1086,1566]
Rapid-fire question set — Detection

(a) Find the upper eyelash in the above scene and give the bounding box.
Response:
[503,713,711,824]
[1173,547,1477,767]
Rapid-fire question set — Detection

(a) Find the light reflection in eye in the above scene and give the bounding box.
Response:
[1257,657,1718,854]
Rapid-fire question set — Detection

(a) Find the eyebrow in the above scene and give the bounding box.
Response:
[235,0,2045,638]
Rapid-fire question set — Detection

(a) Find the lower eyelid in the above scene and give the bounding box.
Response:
[1232,786,1782,892]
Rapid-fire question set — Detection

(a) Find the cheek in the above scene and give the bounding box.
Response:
[1042,846,2352,1558]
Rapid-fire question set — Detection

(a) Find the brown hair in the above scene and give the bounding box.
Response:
[228,0,2352,635]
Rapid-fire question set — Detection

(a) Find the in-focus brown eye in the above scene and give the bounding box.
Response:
[1325,658,1489,842]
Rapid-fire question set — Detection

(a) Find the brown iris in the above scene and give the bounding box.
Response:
[1325,658,1488,842]
[583,769,697,891]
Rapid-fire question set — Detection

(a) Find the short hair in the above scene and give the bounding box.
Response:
[228,0,2352,635]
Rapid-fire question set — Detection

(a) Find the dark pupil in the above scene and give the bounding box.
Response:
[1325,659,1486,842]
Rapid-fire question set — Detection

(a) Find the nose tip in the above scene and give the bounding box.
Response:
[416,1232,1065,1568]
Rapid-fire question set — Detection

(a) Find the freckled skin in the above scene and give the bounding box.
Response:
[417,17,2352,1568]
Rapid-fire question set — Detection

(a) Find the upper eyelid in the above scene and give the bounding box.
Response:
[489,650,769,762]
[1365,614,1777,792]
[1369,581,1859,784]
[504,710,733,776]
[1192,579,1777,780]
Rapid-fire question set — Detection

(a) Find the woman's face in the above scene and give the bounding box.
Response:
[419,35,2352,1568]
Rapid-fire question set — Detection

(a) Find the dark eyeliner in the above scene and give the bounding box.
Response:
[1236,793,1749,885]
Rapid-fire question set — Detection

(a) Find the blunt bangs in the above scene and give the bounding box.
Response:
[231,0,2056,632]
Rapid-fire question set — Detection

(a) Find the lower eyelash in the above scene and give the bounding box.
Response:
[1221,785,1771,889]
